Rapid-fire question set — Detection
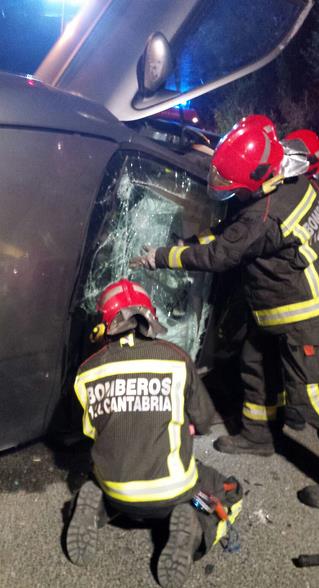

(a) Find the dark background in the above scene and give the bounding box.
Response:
[194,0,319,136]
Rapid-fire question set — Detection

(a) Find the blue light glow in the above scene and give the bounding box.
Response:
[46,0,88,5]
[173,100,192,110]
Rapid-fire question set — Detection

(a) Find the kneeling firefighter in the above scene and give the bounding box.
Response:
[66,279,242,588]
[129,116,319,504]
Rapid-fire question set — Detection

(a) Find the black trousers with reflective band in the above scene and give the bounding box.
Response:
[241,318,319,443]
[278,322,319,429]
[97,462,242,555]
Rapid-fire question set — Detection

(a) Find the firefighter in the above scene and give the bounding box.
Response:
[283,128,319,182]
[276,128,319,433]
[276,128,319,507]
[188,119,313,435]
[66,279,243,587]
[129,117,319,506]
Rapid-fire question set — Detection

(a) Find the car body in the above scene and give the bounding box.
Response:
[0,0,313,450]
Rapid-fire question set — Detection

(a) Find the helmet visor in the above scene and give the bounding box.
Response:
[208,165,233,189]
[207,165,235,201]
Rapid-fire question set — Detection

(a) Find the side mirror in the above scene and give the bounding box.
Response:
[138,32,173,97]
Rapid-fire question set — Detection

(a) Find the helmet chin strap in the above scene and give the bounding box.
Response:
[255,152,310,199]
[236,174,285,202]
[261,174,285,195]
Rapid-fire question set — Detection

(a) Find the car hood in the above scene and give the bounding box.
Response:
[36,0,313,122]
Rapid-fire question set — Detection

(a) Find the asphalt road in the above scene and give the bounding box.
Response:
[0,422,319,588]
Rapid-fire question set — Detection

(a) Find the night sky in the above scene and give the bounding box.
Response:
[0,1,80,75]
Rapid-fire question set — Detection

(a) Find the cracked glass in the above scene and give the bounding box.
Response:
[82,152,216,360]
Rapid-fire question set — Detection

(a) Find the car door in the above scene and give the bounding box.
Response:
[72,147,217,366]
[36,0,313,121]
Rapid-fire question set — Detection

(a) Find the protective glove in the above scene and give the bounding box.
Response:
[129,245,157,270]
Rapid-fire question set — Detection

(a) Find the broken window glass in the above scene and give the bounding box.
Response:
[82,152,216,360]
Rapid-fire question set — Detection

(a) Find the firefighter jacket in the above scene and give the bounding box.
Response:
[156,176,319,328]
[74,332,215,505]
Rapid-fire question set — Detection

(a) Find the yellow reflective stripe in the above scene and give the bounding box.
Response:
[299,243,318,263]
[213,499,242,545]
[255,213,319,326]
[243,401,277,421]
[277,390,287,408]
[304,266,319,298]
[295,223,311,245]
[253,296,319,327]
[76,359,197,502]
[214,520,227,545]
[198,231,216,245]
[74,380,96,440]
[77,358,185,381]
[167,364,186,477]
[307,383,319,416]
[293,223,319,299]
[229,499,243,523]
[299,243,317,263]
[94,456,198,502]
[168,246,190,268]
[281,185,316,237]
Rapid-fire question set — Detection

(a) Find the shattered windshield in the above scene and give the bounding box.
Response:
[82,152,214,360]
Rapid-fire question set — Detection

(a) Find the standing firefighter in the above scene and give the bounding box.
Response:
[130,116,319,506]
[66,279,242,588]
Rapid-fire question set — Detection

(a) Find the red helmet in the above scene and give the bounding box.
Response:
[96,278,166,338]
[208,116,284,199]
[237,114,278,141]
[284,129,319,178]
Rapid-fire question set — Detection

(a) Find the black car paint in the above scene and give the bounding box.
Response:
[0,73,211,450]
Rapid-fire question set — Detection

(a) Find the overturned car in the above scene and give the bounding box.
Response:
[0,0,313,450]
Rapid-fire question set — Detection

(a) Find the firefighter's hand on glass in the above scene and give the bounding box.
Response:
[129,245,157,270]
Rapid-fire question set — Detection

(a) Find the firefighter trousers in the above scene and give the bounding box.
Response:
[97,461,242,556]
[241,318,319,444]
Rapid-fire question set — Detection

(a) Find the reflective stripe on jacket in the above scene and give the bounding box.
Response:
[74,334,215,503]
[155,176,319,328]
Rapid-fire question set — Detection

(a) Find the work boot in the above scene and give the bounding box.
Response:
[157,503,202,588]
[66,480,103,566]
[298,484,319,508]
[284,407,306,431]
[214,434,274,456]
